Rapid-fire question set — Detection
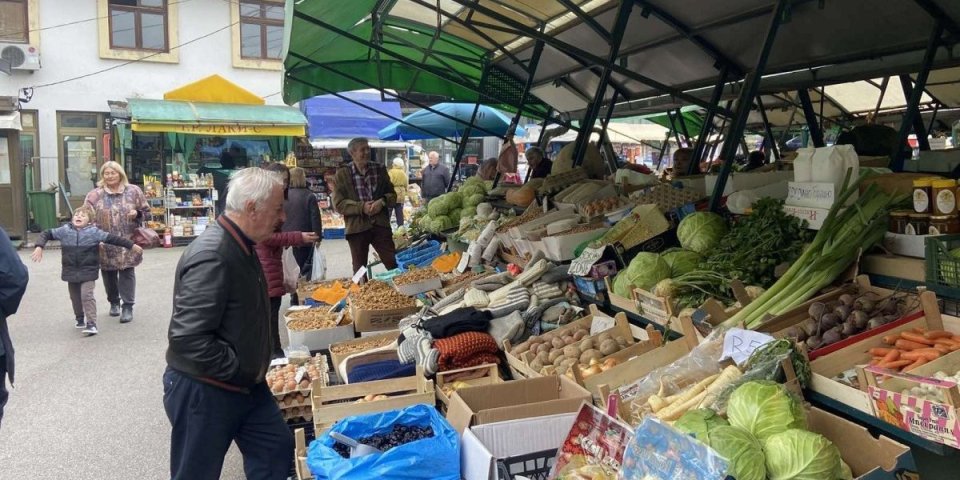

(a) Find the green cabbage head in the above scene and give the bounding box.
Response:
[427,198,450,216]
[763,429,844,480]
[677,212,728,255]
[661,249,702,277]
[674,408,728,445]
[728,381,806,441]
[621,252,671,291]
[709,426,766,480]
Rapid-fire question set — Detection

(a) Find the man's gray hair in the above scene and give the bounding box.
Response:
[347,137,369,152]
[526,146,544,159]
[225,167,284,213]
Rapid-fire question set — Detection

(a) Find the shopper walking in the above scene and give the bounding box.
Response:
[283,167,323,278]
[32,206,142,335]
[84,161,148,324]
[0,226,28,430]
[420,150,450,204]
[256,163,319,358]
[164,167,293,480]
[388,157,408,226]
[333,137,398,276]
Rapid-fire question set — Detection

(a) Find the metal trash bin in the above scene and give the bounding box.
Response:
[27,190,58,231]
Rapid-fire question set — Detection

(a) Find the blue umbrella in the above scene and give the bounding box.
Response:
[378,103,525,140]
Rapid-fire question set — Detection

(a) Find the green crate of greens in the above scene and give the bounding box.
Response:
[925,234,960,297]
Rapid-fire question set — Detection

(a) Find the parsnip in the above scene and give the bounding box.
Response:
[652,373,719,420]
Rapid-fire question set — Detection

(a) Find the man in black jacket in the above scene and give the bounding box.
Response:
[0,226,27,430]
[164,167,292,480]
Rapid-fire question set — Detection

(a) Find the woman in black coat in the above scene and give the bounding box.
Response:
[283,167,323,279]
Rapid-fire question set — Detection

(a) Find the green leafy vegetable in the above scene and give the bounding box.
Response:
[674,408,729,444]
[727,381,805,441]
[763,429,844,480]
[677,212,727,255]
[613,252,671,295]
[661,249,702,277]
[709,426,766,480]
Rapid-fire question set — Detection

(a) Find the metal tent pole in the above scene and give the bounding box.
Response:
[899,74,931,151]
[666,110,684,148]
[797,89,825,147]
[655,130,671,170]
[674,108,692,147]
[892,21,944,171]
[927,103,941,135]
[709,0,788,211]
[691,70,729,174]
[600,91,621,174]
[572,0,633,167]
[756,95,780,161]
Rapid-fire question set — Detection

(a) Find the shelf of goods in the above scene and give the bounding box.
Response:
[164,187,215,244]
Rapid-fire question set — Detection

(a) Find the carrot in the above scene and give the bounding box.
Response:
[869,358,881,366]
[933,338,958,346]
[934,344,952,354]
[869,347,895,356]
[901,349,941,361]
[882,349,901,362]
[882,334,901,345]
[925,330,954,340]
[912,327,928,334]
[878,359,913,370]
[904,358,929,372]
[902,332,936,345]
[895,339,929,350]
[953,335,960,342]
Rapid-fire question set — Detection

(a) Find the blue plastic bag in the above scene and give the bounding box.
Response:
[307,404,460,480]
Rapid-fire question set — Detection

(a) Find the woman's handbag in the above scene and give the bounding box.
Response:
[132,226,161,248]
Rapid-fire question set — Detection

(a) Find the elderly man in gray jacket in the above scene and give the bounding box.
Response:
[420,150,451,203]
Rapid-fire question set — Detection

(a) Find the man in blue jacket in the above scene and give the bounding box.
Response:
[0,226,28,429]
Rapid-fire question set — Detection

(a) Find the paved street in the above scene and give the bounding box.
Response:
[0,240,357,479]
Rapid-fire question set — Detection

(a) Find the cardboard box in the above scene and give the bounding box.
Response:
[706,170,793,196]
[348,302,418,332]
[882,232,930,259]
[460,413,576,480]
[285,309,356,352]
[445,375,592,433]
[393,276,442,296]
[805,407,916,480]
[541,226,610,262]
[787,181,846,209]
[861,253,926,282]
[328,331,400,382]
[435,363,502,410]
[783,204,832,230]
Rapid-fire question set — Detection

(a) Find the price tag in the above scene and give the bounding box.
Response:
[721,328,776,366]
[269,357,289,367]
[294,366,308,384]
[590,314,616,335]
[569,246,605,277]
[352,266,367,284]
[455,248,471,274]
[212,190,219,200]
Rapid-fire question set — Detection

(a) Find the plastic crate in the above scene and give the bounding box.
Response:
[323,228,346,240]
[495,448,557,480]
[573,276,606,296]
[396,240,440,261]
[924,234,960,299]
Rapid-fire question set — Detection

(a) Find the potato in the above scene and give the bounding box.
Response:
[580,348,601,364]
[578,337,595,352]
[536,351,550,365]
[559,358,578,369]
[562,335,575,345]
[553,354,566,367]
[615,336,629,348]
[548,349,565,363]
[599,339,619,356]
[563,344,581,359]
[551,337,566,350]
[530,359,544,371]
[573,330,588,341]
[512,342,531,355]
[598,332,614,343]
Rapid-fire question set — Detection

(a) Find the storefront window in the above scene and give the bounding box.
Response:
[62,136,99,196]
[108,0,168,51]
[239,0,284,60]
[59,112,99,129]
[0,0,28,43]
[0,138,10,185]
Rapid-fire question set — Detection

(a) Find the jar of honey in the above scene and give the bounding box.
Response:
[933,179,958,215]
[913,178,934,213]
[888,210,910,234]
[907,213,930,235]
[930,215,960,235]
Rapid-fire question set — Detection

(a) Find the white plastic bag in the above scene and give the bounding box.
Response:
[310,244,326,282]
[282,247,300,294]
[792,147,815,182]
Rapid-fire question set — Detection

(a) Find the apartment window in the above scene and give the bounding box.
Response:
[0,0,28,43]
[240,0,283,60]
[108,0,168,51]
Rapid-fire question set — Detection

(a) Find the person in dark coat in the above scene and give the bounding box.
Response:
[255,163,318,358]
[420,150,451,203]
[32,205,142,335]
[525,146,553,179]
[165,167,294,480]
[0,225,28,430]
[283,167,323,280]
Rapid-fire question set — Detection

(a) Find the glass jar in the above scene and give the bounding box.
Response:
[933,179,958,215]
[907,213,930,235]
[930,215,960,235]
[889,210,910,234]
[914,178,934,213]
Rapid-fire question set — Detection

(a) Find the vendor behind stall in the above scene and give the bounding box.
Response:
[526,146,553,179]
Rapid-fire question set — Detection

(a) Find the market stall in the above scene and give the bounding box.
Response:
[110,74,307,244]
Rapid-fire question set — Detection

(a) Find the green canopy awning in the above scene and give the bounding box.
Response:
[281,0,551,119]
[128,98,307,136]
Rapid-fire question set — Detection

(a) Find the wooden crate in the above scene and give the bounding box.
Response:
[577,315,700,403]
[311,368,434,433]
[294,428,313,480]
[435,363,502,411]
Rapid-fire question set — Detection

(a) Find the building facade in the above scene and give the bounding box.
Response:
[1,0,288,236]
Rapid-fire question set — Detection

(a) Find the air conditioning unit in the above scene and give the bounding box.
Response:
[0,43,41,71]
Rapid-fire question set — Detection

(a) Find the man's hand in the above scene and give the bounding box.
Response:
[31,246,43,262]
[370,199,384,215]
[301,232,320,243]
[131,245,144,255]
[362,201,375,216]
[127,209,139,220]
